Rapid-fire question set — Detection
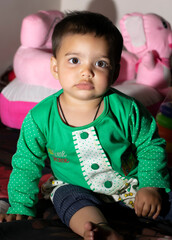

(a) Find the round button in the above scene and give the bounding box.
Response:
[91,163,99,170]
[104,181,112,188]
[80,132,89,139]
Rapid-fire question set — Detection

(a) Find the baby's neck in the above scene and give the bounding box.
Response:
[58,95,104,127]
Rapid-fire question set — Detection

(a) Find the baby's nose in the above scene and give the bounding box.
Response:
[81,65,94,78]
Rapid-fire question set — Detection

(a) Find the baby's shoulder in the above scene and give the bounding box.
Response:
[107,87,134,107]
[30,90,61,122]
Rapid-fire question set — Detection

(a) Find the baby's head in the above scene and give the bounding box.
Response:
[52,11,123,70]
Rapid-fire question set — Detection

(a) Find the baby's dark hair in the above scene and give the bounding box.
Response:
[52,11,123,67]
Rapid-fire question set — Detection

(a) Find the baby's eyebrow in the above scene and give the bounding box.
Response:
[65,52,80,56]
[100,56,110,60]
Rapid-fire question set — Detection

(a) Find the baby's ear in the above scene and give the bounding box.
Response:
[50,57,59,79]
[111,63,120,84]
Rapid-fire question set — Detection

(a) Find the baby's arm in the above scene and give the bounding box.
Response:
[134,187,162,219]
[7,112,47,218]
[129,101,170,219]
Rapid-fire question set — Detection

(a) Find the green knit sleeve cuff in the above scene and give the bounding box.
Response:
[7,204,36,217]
[138,170,171,193]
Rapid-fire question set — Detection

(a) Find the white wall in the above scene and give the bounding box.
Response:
[60,0,172,27]
[0,0,172,76]
[0,0,61,76]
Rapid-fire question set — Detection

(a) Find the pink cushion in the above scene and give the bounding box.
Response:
[0,78,57,129]
[0,93,37,129]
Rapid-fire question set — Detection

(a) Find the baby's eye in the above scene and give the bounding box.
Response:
[69,58,80,64]
[95,60,108,68]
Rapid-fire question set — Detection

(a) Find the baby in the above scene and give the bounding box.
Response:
[0,11,171,240]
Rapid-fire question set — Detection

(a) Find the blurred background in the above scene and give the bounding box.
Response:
[0,0,171,76]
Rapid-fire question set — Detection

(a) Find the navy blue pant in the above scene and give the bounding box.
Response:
[52,184,172,227]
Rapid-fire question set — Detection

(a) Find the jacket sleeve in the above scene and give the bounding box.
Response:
[129,100,170,191]
[7,111,48,216]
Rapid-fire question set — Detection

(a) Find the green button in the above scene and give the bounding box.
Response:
[104,181,112,188]
[91,163,99,170]
[80,132,89,139]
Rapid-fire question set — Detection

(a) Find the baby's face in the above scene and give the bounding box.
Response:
[51,33,114,101]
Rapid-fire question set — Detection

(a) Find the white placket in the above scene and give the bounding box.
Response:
[72,126,133,195]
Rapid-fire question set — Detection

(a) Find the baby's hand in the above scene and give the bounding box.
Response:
[134,187,162,219]
[0,214,33,223]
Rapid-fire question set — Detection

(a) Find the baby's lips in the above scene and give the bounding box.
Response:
[169,43,172,49]
[76,82,94,90]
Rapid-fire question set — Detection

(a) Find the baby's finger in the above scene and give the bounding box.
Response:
[152,205,161,219]
[135,201,145,217]
[141,203,151,217]
[147,205,157,218]
[134,196,139,214]
[16,214,23,221]
[0,214,6,222]
[6,214,16,222]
